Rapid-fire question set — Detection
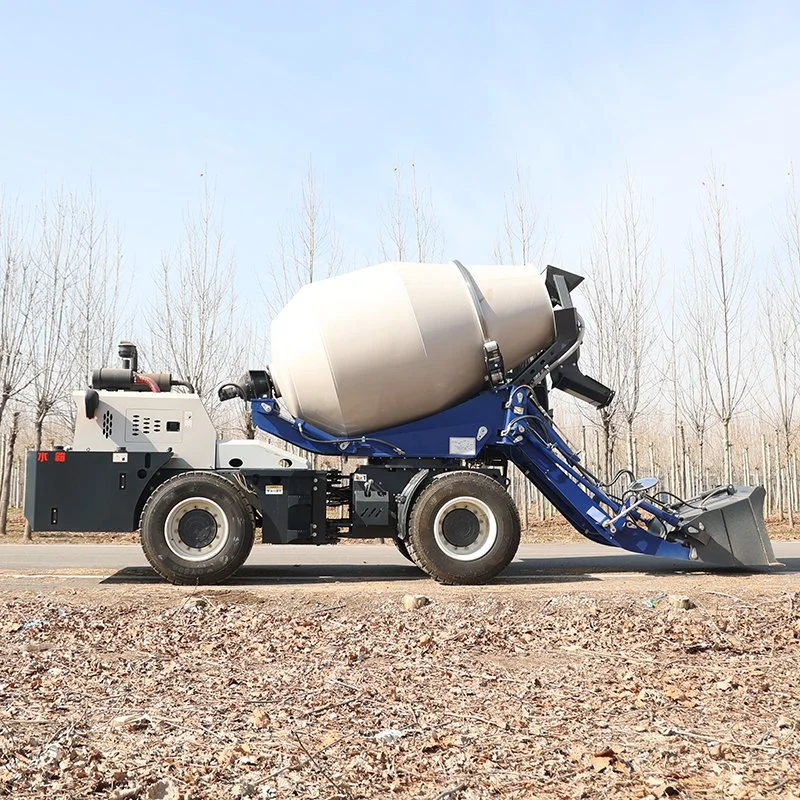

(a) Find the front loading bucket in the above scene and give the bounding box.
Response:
[677,485,779,569]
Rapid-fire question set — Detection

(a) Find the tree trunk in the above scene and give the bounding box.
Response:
[601,410,614,483]
[581,426,587,468]
[594,429,601,482]
[774,429,783,521]
[698,436,705,492]
[0,412,20,535]
[773,429,782,521]
[722,418,733,485]
[603,423,612,483]
[244,409,256,440]
[679,424,687,497]
[785,452,793,528]
[743,446,750,487]
[670,435,677,496]
[626,424,635,475]
[761,434,770,516]
[0,393,9,434]
[23,415,45,541]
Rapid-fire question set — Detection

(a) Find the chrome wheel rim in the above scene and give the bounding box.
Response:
[433,496,497,561]
[164,497,230,562]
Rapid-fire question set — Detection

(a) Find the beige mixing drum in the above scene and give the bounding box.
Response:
[269,261,555,436]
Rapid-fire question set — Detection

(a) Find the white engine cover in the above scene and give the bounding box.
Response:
[72,391,217,469]
[72,391,306,470]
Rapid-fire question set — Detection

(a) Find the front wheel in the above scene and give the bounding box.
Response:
[406,471,520,585]
[393,536,416,563]
[140,472,255,585]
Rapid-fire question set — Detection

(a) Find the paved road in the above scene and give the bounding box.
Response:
[0,541,797,584]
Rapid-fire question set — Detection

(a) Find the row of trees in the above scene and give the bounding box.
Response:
[1,160,799,536]
[572,163,800,527]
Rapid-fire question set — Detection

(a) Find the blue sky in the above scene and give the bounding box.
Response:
[2,1,799,291]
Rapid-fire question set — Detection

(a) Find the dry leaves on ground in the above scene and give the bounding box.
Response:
[0,585,798,799]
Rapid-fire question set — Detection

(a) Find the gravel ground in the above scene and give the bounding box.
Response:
[0,578,798,799]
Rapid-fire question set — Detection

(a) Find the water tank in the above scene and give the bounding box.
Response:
[269,261,555,436]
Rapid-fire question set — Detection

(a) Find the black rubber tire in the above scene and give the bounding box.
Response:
[139,472,255,585]
[393,536,416,563]
[406,471,520,585]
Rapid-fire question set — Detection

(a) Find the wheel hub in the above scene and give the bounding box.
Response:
[432,495,498,562]
[164,497,231,562]
[441,508,481,547]
[177,509,218,549]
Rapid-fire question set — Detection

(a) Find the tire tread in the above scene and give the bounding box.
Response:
[406,471,520,585]
[139,471,255,585]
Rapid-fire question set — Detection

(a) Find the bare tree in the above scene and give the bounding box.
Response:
[764,288,798,523]
[263,167,344,469]
[614,175,659,473]
[762,165,800,525]
[381,168,407,262]
[0,196,35,427]
[222,315,266,440]
[0,198,36,533]
[582,194,625,479]
[70,186,124,401]
[149,183,238,417]
[409,165,441,262]
[678,304,714,490]
[579,176,659,479]
[494,164,549,265]
[267,165,342,316]
[27,191,81,446]
[782,163,800,302]
[686,164,751,484]
[0,411,19,535]
[379,164,442,262]
[490,165,550,517]
[25,191,82,539]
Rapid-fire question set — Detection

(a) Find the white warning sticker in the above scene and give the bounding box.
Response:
[112,452,129,463]
[449,437,476,456]
[263,485,284,495]
[587,506,606,523]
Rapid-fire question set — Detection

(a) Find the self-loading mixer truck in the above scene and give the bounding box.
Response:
[23,262,777,584]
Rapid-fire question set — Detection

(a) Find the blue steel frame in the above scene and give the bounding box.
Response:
[251,385,694,562]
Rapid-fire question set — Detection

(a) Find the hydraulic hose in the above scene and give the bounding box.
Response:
[134,374,161,392]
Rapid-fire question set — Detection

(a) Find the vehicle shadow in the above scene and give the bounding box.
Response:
[100,550,799,586]
[513,553,800,579]
[101,561,601,586]
[101,563,425,585]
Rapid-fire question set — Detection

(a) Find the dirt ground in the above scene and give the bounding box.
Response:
[0,574,798,800]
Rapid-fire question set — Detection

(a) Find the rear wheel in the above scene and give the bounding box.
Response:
[407,471,520,585]
[140,472,255,585]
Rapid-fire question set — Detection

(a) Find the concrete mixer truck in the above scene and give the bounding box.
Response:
[23,261,776,585]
